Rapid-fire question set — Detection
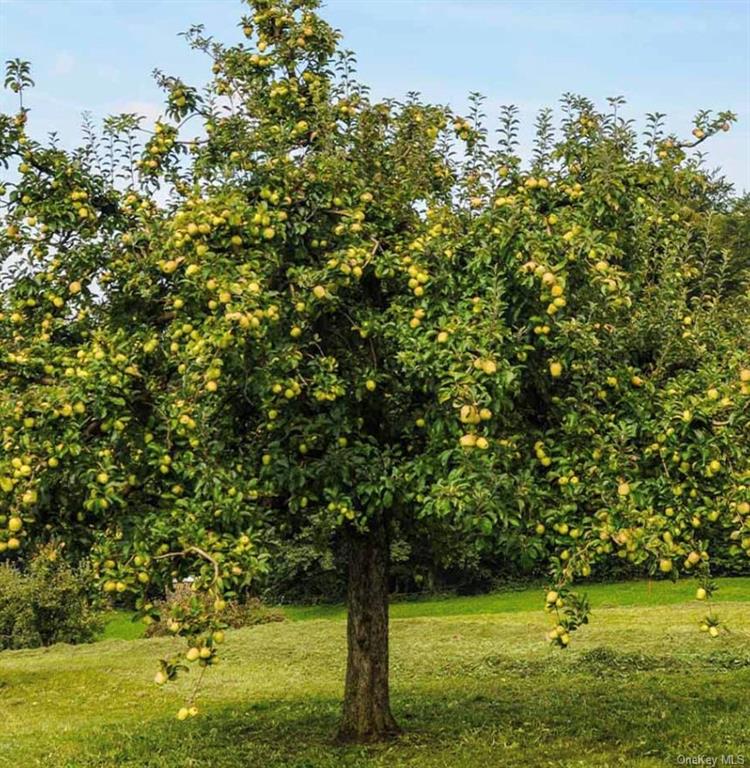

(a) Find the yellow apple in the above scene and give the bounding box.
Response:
[459,434,477,448]
[459,405,480,424]
[8,516,22,532]
[186,647,200,662]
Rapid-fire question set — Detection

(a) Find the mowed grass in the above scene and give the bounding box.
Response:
[0,579,747,767]
[97,576,750,635]
[98,611,151,642]
[282,576,750,621]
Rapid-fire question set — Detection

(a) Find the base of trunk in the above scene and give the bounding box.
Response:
[336,709,401,744]
[338,517,399,743]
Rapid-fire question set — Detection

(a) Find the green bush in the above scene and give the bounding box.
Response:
[144,582,284,638]
[0,546,102,650]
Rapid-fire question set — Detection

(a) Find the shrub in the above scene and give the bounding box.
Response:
[144,582,284,638]
[0,565,38,649]
[0,545,102,650]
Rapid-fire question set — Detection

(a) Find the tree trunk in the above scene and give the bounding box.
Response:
[337,517,399,742]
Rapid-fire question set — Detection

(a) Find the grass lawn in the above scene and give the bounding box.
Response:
[282,575,750,621]
[1,578,748,767]
[98,610,152,642]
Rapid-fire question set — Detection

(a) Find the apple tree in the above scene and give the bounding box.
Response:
[1,0,748,742]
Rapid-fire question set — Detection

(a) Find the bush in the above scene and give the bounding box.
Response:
[144,582,284,638]
[0,545,102,650]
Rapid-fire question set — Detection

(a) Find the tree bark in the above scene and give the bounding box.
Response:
[337,516,399,742]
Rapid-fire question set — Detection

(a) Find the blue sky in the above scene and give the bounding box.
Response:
[1,0,748,191]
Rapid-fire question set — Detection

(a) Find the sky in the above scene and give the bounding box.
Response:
[0,0,748,191]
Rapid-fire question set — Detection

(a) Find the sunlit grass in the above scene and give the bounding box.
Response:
[2,578,748,767]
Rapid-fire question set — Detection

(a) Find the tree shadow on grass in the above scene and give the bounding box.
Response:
[69,658,750,768]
